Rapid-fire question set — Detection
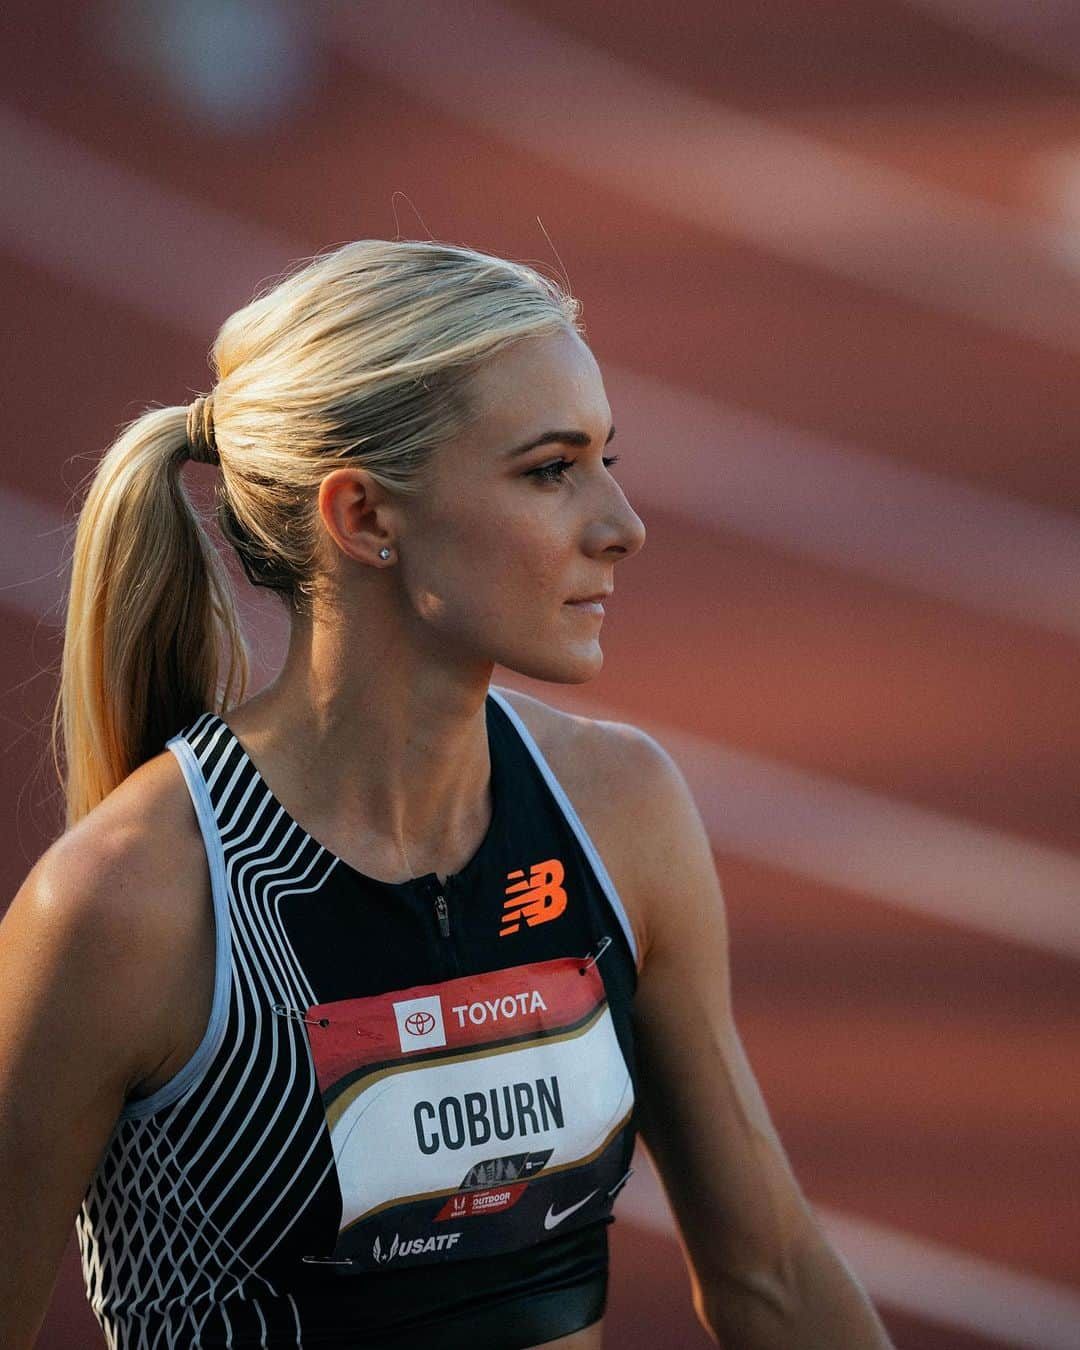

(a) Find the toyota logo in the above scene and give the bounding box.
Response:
[405,1011,436,1036]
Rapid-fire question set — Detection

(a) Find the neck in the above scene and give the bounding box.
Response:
[224,608,496,885]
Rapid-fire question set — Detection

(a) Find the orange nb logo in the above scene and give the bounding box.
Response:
[500,859,568,936]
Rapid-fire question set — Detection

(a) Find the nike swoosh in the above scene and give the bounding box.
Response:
[543,1189,599,1230]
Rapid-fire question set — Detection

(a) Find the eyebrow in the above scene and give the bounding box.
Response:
[504,424,616,457]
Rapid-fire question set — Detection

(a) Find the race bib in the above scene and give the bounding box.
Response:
[302,956,634,1271]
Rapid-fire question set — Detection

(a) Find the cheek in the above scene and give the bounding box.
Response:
[409,485,573,616]
[418,531,569,633]
[435,496,567,576]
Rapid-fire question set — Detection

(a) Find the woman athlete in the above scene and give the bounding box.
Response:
[0,240,894,1349]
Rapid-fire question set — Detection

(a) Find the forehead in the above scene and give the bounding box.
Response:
[462,327,610,452]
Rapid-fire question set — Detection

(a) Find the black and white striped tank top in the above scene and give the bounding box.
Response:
[76,687,640,1348]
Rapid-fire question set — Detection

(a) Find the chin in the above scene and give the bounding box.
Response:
[498,641,604,685]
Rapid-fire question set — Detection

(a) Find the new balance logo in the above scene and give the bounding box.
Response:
[500,859,568,936]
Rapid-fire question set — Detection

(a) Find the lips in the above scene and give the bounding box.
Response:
[566,591,612,604]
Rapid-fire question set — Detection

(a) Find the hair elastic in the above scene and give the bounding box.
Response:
[186,395,219,465]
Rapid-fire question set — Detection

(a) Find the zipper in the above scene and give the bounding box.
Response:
[430,875,461,977]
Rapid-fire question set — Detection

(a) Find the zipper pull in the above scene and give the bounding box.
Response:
[434,892,450,937]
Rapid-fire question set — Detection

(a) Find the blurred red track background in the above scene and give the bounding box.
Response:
[2,2,1078,1346]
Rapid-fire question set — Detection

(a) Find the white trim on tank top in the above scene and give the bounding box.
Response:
[118,731,234,1120]
[487,686,640,971]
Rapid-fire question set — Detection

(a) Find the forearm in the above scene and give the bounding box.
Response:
[701,1215,895,1350]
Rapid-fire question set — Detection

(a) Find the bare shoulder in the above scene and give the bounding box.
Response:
[492,685,677,791]
[492,686,688,970]
[48,747,206,917]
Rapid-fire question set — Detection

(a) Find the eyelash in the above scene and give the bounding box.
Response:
[527,455,620,484]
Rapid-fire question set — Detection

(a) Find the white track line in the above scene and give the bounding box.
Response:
[622,1142,1080,1350]
[331,0,1080,352]
[0,104,294,334]
[612,367,1080,642]
[2,106,1078,640]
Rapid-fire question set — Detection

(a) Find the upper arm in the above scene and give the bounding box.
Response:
[0,825,180,1349]
[609,726,814,1301]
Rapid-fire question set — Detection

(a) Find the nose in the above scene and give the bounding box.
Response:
[585,478,646,562]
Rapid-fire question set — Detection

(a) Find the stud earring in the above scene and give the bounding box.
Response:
[378,547,391,560]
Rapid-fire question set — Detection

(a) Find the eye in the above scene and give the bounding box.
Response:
[527,455,620,485]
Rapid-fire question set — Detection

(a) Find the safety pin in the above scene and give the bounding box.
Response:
[301,1254,356,1265]
[271,1002,330,1028]
[607,1167,634,1199]
[578,934,612,974]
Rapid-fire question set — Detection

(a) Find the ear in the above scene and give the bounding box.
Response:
[316,467,398,567]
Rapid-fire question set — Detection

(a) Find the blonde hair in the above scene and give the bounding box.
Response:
[52,238,583,828]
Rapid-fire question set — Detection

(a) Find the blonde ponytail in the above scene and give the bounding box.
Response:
[51,405,248,828]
